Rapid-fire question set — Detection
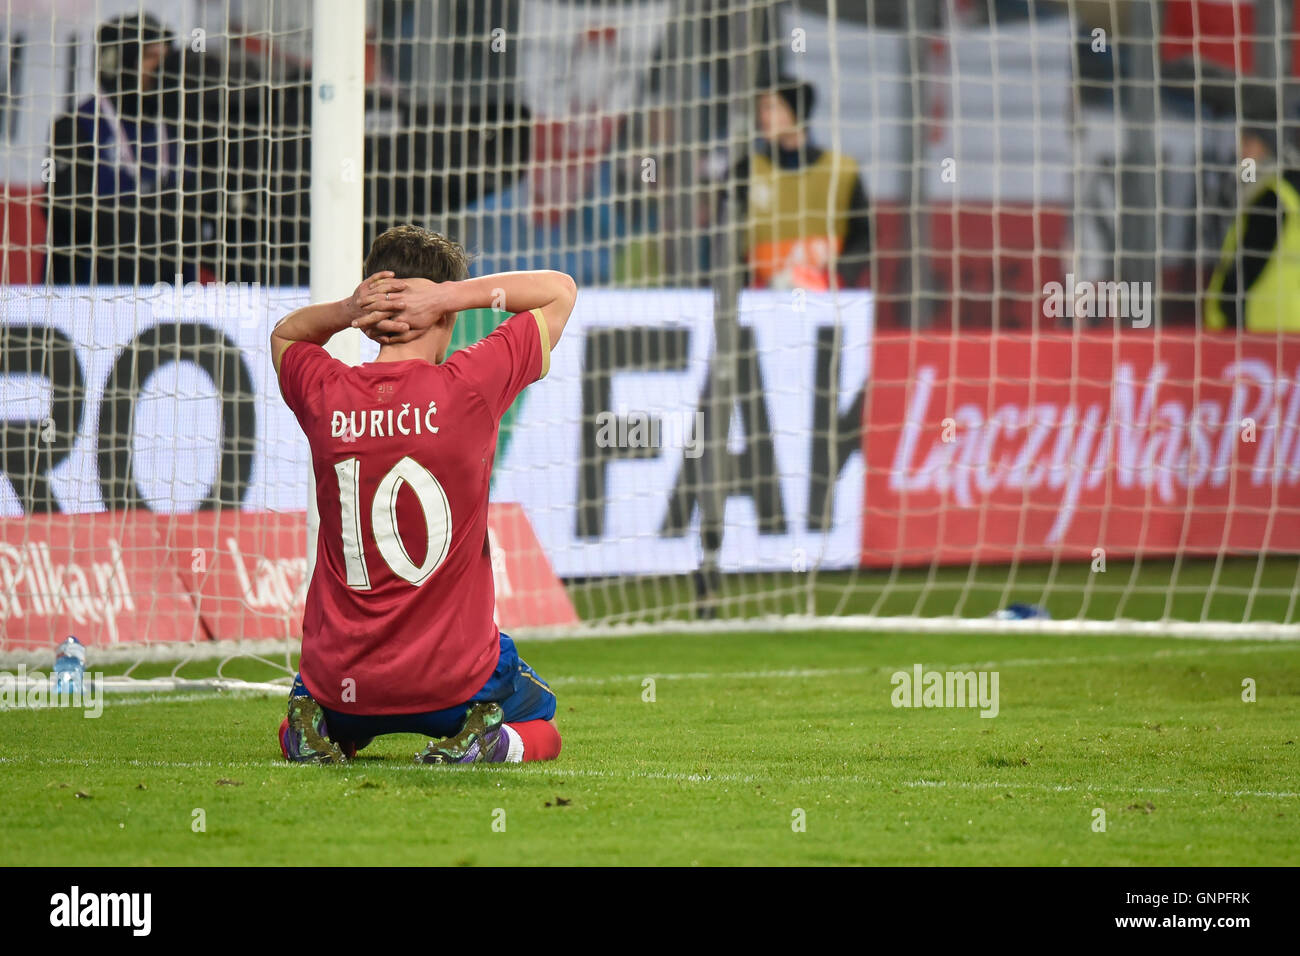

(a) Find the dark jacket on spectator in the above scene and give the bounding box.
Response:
[46,89,194,285]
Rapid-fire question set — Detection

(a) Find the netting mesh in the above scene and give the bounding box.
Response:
[0,1,1297,666]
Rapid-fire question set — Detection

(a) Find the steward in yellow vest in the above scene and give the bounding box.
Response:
[735,76,872,290]
[1205,169,1300,331]
[1205,81,1300,332]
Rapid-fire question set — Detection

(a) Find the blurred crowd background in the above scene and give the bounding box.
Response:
[3,0,1300,331]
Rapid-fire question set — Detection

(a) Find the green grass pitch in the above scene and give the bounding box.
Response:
[3,629,1297,866]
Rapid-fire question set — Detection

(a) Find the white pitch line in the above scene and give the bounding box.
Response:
[544,643,1295,687]
[0,691,284,712]
[96,692,277,708]
[0,643,1291,708]
[895,778,1300,800]
[509,767,1300,800]
[1,756,1296,800]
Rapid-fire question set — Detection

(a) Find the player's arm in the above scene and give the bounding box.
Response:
[357,270,578,349]
[270,271,406,375]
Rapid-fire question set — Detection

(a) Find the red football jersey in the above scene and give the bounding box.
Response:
[278,309,550,714]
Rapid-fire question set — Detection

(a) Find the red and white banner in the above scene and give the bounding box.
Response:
[487,503,579,632]
[156,511,310,643]
[0,505,575,650]
[864,333,1300,566]
[0,513,200,651]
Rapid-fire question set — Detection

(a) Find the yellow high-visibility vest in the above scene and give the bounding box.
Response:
[746,149,860,288]
[1206,173,1300,331]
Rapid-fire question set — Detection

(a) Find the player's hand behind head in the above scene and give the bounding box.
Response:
[352,277,451,346]
[379,278,455,327]
[349,272,414,344]
[348,271,403,324]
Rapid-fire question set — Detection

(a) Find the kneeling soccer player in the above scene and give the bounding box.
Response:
[271,225,575,764]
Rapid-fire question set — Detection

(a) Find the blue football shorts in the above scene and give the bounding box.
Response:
[293,632,556,743]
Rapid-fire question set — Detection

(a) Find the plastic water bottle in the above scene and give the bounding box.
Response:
[53,636,86,694]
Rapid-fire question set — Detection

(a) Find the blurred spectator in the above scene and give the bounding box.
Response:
[733,76,872,290]
[46,13,196,285]
[1205,83,1300,332]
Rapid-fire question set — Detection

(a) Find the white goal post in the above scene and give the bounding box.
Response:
[306,0,364,586]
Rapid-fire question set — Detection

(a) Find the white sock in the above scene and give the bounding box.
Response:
[502,724,525,763]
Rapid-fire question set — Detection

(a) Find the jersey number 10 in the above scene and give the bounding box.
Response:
[333,455,453,590]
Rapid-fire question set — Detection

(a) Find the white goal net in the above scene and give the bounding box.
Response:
[0,0,1297,683]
